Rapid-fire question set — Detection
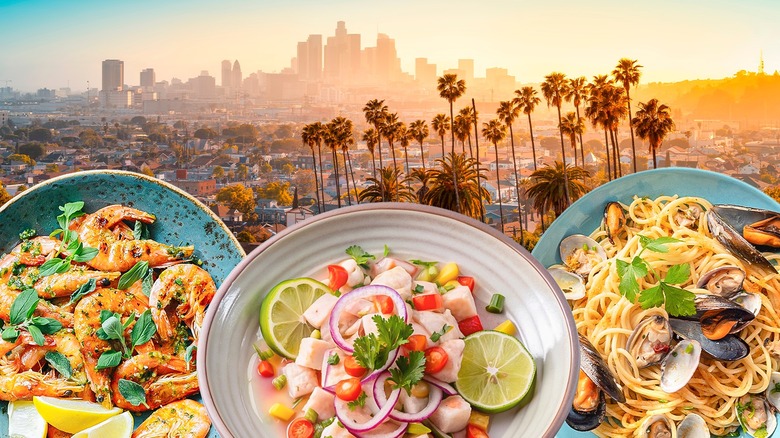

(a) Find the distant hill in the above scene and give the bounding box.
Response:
[635,71,780,129]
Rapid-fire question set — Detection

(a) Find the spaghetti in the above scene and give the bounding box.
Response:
[567,195,780,437]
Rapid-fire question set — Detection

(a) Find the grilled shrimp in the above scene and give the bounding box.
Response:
[0,358,83,401]
[0,284,74,327]
[0,236,61,281]
[32,267,120,299]
[149,264,216,341]
[76,205,194,272]
[74,287,149,408]
[111,352,199,412]
[132,399,211,438]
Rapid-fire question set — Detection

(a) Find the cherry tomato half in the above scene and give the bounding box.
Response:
[412,293,443,311]
[343,356,368,377]
[327,265,349,291]
[335,377,363,401]
[257,360,274,378]
[373,295,394,314]
[404,334,427,352]
[424,346,449,374]
[287,417,315,438]
[457,276,476,292]
[458,315,484,336]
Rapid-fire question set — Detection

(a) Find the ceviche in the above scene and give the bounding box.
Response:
[0,202,213,437]
[254,245,536,438]
[549,196,780,438]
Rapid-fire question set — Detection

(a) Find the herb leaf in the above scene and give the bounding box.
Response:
[665,263,690,285]
[352,334,385,371]
[118,379,148,407]
[72,246,98,263]
[27,324,45,346]
[347,392,367,410]
[410,259,437,268]
[383,245,390,257]
[661,284,697,317]
[133,221,150,240]
[70,278,97,304]
[346,245,375,269]
[639,236,681,253]
[389,350,426,394]
[374,314,413,350]
[327,353,340,365]
[101,315,124,341]
[118,261,150,290]
[30,317,63,334]
[44,351,72,379]
[130,310,156,347]
[38,259,70,277]
[616,256,648,303]
[1,327,19,342]
[10,289,39,325]
[141,271,154,297]
[96,350,123,370]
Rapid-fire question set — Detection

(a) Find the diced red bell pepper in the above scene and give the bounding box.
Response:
[457,276,475,292]
[458,315,484,336]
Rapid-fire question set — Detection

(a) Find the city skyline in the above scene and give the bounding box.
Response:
[1,0,778,92]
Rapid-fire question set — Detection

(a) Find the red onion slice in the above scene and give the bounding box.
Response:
[372,372,443,423]
[328,285,408,353]
[422,376,458,396]
[336,384,401,432]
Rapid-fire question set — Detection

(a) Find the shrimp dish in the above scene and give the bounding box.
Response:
[0,201,212,437]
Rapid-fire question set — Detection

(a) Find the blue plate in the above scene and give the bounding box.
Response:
[0,170,244,436]
[532,167,780,437]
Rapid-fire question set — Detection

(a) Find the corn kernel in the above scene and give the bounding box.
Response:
[268,403,295,421]
[494,320,517,336]
[435,262,459,285]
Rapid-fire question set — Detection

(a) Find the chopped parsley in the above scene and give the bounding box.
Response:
[388,351,426,395]
[345,245,375,269]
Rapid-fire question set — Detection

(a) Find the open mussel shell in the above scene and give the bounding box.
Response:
[731,292,762,317]
[746,215,780,248]
[660,339,701,393]
[626,315,672,368]
[549,267,586,301]
[565,389,606,432]
[669,318,749,361]
[766,372,780,411]
[578,333,625,403]
[712,204,780,248]
[707,206,777,273]
[638,414,676,438]
[696,265,745,298]
[604,201,626,244]
[560,234,607,277]
[676,413,709,438]
[736,394,777,438]
[693,295,755,340]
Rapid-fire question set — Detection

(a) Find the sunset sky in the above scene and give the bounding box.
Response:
[1,0,777,92]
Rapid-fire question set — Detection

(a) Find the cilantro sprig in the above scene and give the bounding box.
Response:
[39,202,98,277]
[346,245,375,269]
[347,391,367,410]
[388,350,426,394]
[0,288,63,345]
[95,309,157,370]
[615,235,695,317]
[352,315,413,371]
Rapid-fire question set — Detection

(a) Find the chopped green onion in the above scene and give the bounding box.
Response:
[272,374,287,390]
[253,345,275,361]
[292,397,304,408]
[486,293,505,313]
[304,408,318,424]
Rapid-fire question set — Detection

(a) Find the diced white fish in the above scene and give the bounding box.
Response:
[339,258,366,287]
[441,285,477,321]
[371,266,413,300]
[431,339,465,383]
[343,297,374,318]
[320,420,356,438]
[302,386,336,420]
[400,390,429,414]
[295,338,332,370]
[282,363,318,398]
[303,293,339,329]
[319,318,336,347]
[414,309,463,344]
[371,257,419,278]
[429,395,472,433]
[413,280,439,295]
[321,349,349,388]
[360,313,381,337]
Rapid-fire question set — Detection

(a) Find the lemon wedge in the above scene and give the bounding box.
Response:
[8,400,47,438]
[72,411,133,438]
[33,396,122,434]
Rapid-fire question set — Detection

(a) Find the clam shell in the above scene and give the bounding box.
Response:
[638,414,675,438]
[560,234,606,276]
[695,265,745,298]
[766,371,780,411]
[625,315,672,368]
[736,394,777,438]
[732,292,762,317]
[549,268,586,301]
[676,413,709,438]
[660,339,701,393]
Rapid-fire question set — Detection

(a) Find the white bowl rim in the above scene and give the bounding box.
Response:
[197,202,580,438]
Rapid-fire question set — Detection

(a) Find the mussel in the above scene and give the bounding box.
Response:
[566,333,626,431]
[707,205,778,273]
[676,413,710,438]
[549,267,586,301]
[560,234,607,277]
[696,266,745,298]
[626,315,672,368]
[731,292,762,317]
[693,295,755,340]
[604,202,625,244]
[712,204,780,248]
[660,339,701,393]
[669,318,749,361]
[736,394,777,438]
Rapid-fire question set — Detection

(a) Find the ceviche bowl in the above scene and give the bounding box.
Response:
[199,203,579,438]
[0,170,245,436]
[532,167,780,438]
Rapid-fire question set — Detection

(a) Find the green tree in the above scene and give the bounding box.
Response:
[18,142,47,160]
[424,153,490,220]
[526,162,590,218]
[632,98,675,169]
[437,74,467,210]
[541,72,572,206]
[0,182,11,206]
[362,128,378,179]
[482,119,507,230]
[431,114,450,159]
[45,163,59,173]
[380,113,401,172]
[7,154,34,166]
[302,123,323,213]
[409,120,429,171]
[216,184,257,217]
[765,186,780,204]
[212,166,225,180]
[194,128,218,139]
[565,76,588,166]
[613,58,643,172]
[256,181,293,206]
[363,99,389,169]
[79,129,103,149]
[514,87,541,171]
[237,164,249,181]
[497,100,524,242]
[236,230,257,243]
[292,169,316,198]
[359,167,416,203]
[28,128,53,143]
[560,112,586,168]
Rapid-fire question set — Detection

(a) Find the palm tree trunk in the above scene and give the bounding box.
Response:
[419,141,426,171]
[571,135,578,167]
[652,141,658,169]
[371,151,377,179]
[576,106,585,166]
[527,113,538,171]
[375,124,384,169]
[342,149,352,206]
[449,101,461,212]
[347,149,358,204]
[403,147,412,196]
[508,124,524,245]
[332,147,342,208]
[556,105,571,206]
[311,148,321,214]
[626,90,637,173]
[494,141,504,233]
[390,141,398,171]
[603,130,611,181]
[318,143,326,210]
[467,134,474,160]
[439,136,445,160]
[611,128,622,178]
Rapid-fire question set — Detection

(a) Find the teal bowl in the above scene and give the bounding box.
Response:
[0,170,245,436]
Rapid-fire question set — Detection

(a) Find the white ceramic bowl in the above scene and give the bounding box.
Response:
[198,203,578,438]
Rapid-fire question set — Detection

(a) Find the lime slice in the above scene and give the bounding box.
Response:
[456,330,537,413]
[259,277,329,359]
[9,400,47,438]
[33,396,122,434]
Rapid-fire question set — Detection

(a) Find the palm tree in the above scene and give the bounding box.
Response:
[438,74,467,212]
[613,58,642,173]
[301,123,322,213]
[496,100,524,241]
[585,75,613,180]
[324,121,341,208]
[632,99,675,169]
[381,113,401,172]
[458,106,476,158]
[409,168,431,203]
[359,167,416,203]
[604,85,629,178]
[409,120,429,171]
[560,112,585,168]
[310,122,327,210]
[424,153,490,220]
[565,76,588,166]
[482,119,507,231]
[431,114,450,160]
[541,72,572,206]
[398,123,413,190]
[514,86,541,171]
[526,162,590,218]
[363,99,388,169]
[332,117,356,206]
[362,128,378,179]
[453,114,468,154]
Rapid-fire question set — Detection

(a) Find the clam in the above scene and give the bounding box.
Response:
[676,413,709,438]
[660,339,701,393]
[693,295,755,340]
[731,292,762,317]
[669,318,749,361]
[696,266,745,298]
[549,267,586,301]
[765,371,780,411]
[638,414,675,438]
[565,333,626,431]
[560,234,607,277]
[626,315,672,368]
[675,204,704,229]
[604,202,626,244]
[736,394,777,438]
[707,206,777,273]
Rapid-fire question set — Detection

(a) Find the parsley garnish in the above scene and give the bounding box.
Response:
[352,315,413,371]
[383,245,390,257]
[327,353,340,365]
[19,229,37,240]
[389,351,426,394]
[430,324,450,343]
[413,284,425,294]
[0,288,62,345]
[346,245,375,269]
[347,391,367,410]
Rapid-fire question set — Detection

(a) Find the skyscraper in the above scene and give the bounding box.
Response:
[324,21,361,84]
[296,34,323,81]
[102,59,124,91]
[415,58,437,86]
[458,59,475,84]
[140,68,155,87]
[232,60,242,91]
[221,60,232,88]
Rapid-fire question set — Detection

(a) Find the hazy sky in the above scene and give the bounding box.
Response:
[1,0,777,92]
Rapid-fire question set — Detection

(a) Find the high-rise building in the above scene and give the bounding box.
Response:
[140,68,155,87]
[232,60,242,91]
[102,59,124,91]
[221,60,232,88]
[415,58,437,86]
[324,21,361,84]
[296,34,323,81]
[374,33,402,83]
[458,59,475,84]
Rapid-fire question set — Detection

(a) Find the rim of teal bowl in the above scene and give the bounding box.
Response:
[0,169,245,261]
[198,202,579,438]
